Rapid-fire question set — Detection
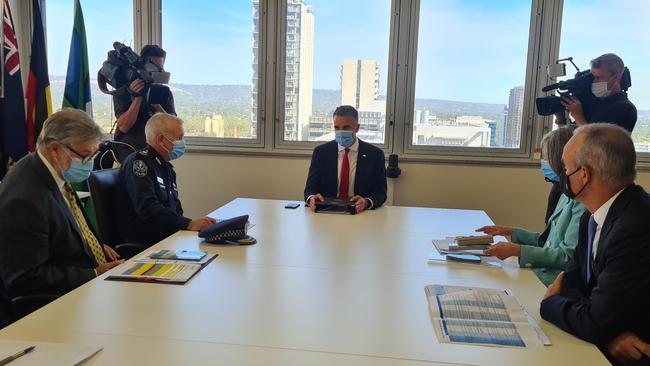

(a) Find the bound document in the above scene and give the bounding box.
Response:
[106,252,217,284]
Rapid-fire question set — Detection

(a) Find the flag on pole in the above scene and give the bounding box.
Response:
[1,0,28,178]
[62,0,92,115]
[25,0,52,151]
[61,0,98,231]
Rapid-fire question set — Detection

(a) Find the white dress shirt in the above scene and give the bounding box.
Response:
[38,150,100,274]
[37,150,71,210]
[337,138,359,197]
[591,188,625,260]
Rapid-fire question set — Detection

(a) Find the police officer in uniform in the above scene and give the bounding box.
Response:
[118,113,215,246]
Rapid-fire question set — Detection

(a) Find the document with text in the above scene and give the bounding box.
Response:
[425,284,551,348]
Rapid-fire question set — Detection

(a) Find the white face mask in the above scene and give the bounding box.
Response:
[591,81,610,98]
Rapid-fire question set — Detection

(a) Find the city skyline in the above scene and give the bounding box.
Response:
[44,0,650,109]
[38,0,650,149]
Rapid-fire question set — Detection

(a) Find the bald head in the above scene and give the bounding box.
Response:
[145,113,185,161]
[567,123,636,190]
[145,113,184,143]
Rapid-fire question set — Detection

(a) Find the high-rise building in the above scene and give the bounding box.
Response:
[251,1,261,137]
[204,114,225,137]
[336,59,385,143]
[253,0,314,141]
[504,86,524,148]
[296,4,314,141]
[420,110,431,125]
[340,59,383,113]
[486,121,497,147]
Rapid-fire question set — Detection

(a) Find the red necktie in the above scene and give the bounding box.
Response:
[339,148,350,199]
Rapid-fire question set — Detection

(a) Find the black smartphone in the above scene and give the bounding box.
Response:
[446,254,482,263]
[284,203,301,209]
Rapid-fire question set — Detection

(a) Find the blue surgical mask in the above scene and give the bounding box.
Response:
[63,158,94,183]
[540,161,559,183]
[335,130,354,148]
[164,136,186,160]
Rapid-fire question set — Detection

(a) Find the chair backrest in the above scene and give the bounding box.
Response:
[88,169,125,245]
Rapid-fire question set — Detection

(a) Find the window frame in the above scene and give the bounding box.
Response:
[153,0,267,149]
[146,0,650,168]
[272,0,398,151]
[554,0,650,167]
[394,0,551,162]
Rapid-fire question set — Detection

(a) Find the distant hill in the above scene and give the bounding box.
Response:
[414,98,504,117]
[49,76,647,123]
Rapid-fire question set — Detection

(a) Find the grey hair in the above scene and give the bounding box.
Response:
[541,124,576,176]
[572,123,636,190]
[333,105,359,122]
[590,53,624,75]
[36,109,103,150]
[145,113,184,142]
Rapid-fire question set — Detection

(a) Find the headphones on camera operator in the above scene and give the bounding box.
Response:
[93,140,137,170]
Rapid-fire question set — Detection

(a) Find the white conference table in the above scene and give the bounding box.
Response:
[0,198,608,365]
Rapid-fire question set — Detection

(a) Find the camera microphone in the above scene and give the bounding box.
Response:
[542,83,561,92]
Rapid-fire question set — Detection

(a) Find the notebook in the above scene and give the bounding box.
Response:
[149,250,207,261]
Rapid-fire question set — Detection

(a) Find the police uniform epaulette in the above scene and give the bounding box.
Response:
[138,148,150,156]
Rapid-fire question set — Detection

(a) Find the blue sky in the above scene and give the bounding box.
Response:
[45,0,649,108]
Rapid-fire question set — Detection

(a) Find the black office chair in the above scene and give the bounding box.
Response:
[88,169,147,259]
[0,285,60,328]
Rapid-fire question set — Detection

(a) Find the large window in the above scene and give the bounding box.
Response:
[46,0,133,133]
[411,0,533,149]
[281,0,391,144]
[44,0,650,164]
[560,0,650,152]
[162,1,257,140]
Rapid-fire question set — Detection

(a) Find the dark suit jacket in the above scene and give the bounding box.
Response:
[0,153,97,306]
[540,184,650,349]
[304,139,387,208]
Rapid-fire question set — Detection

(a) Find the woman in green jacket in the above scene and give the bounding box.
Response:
[476,125,586,286]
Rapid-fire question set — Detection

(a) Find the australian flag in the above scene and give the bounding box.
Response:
[1,0,28,179]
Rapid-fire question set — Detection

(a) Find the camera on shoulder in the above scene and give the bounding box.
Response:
[535,56,631,116]
[97,41,171,105]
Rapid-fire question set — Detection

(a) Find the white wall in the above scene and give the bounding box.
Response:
[173,153,650,233]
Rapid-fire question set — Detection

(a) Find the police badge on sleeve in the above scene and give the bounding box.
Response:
[133,160,148,177]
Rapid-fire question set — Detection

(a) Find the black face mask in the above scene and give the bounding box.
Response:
[559,166,587,199]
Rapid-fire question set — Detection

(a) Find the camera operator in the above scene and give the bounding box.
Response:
[555,53,636,132]
[112,45,176,162]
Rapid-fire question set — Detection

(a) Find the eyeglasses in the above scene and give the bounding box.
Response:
[64,144,99,164]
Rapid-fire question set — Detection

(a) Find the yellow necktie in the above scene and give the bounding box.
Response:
[63,183,107,265]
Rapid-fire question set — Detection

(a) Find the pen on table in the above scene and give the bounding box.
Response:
[0,345,36,365]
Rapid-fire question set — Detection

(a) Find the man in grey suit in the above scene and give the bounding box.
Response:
[0,109,123,323]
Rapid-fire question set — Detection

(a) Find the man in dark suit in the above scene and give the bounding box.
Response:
[540,123,650,365]
[0,109,123,324]
[304,105,387,213]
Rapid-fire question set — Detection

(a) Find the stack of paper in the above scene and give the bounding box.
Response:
[432,237,490,256]
[0,340,102,365]
[424,285,550,348]
[430,238,502,267]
